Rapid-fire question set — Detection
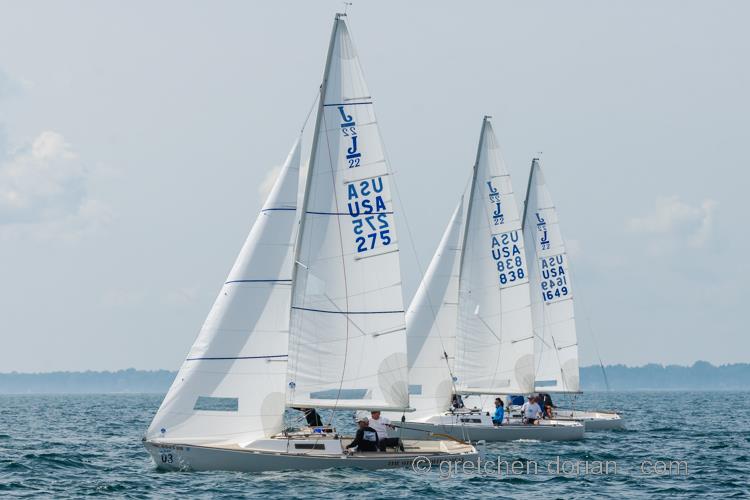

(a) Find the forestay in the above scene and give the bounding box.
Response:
[523,158,580,393]
[454,117,535,395]
[146,140,300,444]
[286,15,409,411]
[405,200,464,420]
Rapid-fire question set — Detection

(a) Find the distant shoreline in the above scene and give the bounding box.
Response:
[1,362,748,394]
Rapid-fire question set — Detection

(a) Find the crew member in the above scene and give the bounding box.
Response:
[370,410,404,451]
[522,396,542,425]
[346,416,379,452]
[492,398,505,426]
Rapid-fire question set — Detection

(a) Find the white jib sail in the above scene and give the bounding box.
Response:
[286,14,410,412]
[454,117,536,395]
[146,140,300,444]
[405,199,464,420]
[523,158,580,393]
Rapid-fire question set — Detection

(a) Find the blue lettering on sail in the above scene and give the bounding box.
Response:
[487,180,503,225]
[348,177,392,253]
[338,106,355,127]
[490,230,527,287]
[338,105,361,168]
[536,212,550,250]
[346,135,361,160]
[539,253,571,303]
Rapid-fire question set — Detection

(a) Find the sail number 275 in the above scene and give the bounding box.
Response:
[347,177,392,254]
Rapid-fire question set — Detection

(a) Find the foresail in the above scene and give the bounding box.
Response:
[286,15,409,412]
[146,140,300,443]
[454,117,535,395]
[523,159,580,392]
[405,199,464,420]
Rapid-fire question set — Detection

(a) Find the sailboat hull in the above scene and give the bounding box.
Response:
[550,409,625,430]
[143,437,478,472]
[394,414,585,442]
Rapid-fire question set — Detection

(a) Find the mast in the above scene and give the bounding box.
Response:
[457,115,490,284]
[290,13,342,290]
[521,157,539,227]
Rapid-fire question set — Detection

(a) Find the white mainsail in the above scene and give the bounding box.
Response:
[146,140,300,444]
[405,199,464,420]
[523,158,580,393]
[454,117,535,395]
[286,14,409,411]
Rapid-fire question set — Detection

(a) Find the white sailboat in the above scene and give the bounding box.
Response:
[391,117,584,441]
[143,13,477,472]
[521,158,623,430]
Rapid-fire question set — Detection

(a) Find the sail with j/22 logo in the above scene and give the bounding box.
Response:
[453,116,536,395]
[522,158,580,393]
[285,14,409,412]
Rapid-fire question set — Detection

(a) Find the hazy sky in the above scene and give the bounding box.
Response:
[1,1,747,372]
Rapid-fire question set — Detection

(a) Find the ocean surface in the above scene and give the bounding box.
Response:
[1,391,748,498]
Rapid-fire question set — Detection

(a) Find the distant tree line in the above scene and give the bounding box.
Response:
[0,368,175,394]
[0,362,748,394]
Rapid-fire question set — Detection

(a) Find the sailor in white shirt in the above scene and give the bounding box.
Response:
[521,396,542,424]
[370,410,404,451]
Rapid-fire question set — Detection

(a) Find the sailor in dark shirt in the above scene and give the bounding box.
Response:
[303,408,323,427]
[292,407,323,427]
[346,416,379,452]
[538,393,555,418]
[452,394,465,409]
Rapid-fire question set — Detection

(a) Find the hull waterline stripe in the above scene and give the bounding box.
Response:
[186,354,288,361]
[292,306,404,315]
[225,279,292,284]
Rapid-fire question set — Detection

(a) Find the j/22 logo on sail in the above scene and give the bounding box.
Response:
[536,213,550,250]
[338,106,361,168]
[487,180,503,225]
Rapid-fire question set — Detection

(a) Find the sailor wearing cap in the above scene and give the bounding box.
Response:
[345,414,379,452]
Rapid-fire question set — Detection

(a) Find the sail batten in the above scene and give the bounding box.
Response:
[523,159,580,393]
[286,15,410,412]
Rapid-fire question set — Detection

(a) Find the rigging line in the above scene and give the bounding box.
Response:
[563,228,609,393]
[300,87,320,134]
[577,275,611,393]
[473,311,502,343]
[549,334,571,393]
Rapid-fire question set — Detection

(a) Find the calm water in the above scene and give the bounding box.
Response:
[1,392,748,498]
